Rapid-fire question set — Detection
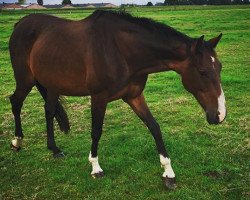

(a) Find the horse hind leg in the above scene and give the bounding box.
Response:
[10,81,66,157]
[35,82,70,133]
[9,49,35,150]
[10,85,33,151]
[45,91,64,158]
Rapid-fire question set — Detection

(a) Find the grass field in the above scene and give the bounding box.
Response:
[0,5,249,200]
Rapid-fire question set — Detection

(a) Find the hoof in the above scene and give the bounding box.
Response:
[163,176,177,190]
[11,143,21,151]
[91,171,104,179]
[53,151,65,158]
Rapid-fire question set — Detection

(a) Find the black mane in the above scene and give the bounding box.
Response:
[93,10,191,41]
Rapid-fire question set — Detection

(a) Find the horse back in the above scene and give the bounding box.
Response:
[9,12,145,98]
[27,14,131,96]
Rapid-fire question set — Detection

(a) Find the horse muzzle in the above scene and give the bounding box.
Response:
[206,109,227,125]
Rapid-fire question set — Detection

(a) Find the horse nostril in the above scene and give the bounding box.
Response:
[206,110,220,125]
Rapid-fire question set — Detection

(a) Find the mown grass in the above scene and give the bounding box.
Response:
[0,5,249,199]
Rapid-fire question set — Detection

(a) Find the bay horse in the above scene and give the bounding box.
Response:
[9,10,226,189]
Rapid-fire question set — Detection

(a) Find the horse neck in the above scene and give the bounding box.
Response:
[132,32,192,75]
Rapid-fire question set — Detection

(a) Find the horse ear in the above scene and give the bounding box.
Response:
[209,33,222,49]
[195,35,204,53]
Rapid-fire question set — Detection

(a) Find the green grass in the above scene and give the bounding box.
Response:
[0,5,250,199]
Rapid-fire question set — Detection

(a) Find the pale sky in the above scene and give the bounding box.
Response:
[0,0,164,5]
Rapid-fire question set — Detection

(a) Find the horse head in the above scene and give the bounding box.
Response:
[181,34,226,124]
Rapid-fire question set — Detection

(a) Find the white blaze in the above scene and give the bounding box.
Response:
[211,56,226,122]
[211,56,215,63]
[160,155,175,178]
[218,85,226,122]
[88,152,103,175]
[211,56,215,69]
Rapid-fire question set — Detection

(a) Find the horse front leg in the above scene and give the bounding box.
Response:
[123,94,176,190]
[89,95,107,178]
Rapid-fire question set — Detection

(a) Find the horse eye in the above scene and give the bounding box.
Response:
[199,70,207,76]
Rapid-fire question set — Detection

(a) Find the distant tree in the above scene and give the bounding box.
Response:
[146,1,153,6]
[233,0,246,4]
[164,0,177,5]
[206,0,232,4]
[37,0,43,5]
[62,0,72,5]
[18,0,26,4]
[164,0,236,5]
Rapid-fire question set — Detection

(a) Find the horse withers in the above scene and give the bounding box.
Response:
[9,10,226,189]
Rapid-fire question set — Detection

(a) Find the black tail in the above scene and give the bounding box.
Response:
[35,82,70,133]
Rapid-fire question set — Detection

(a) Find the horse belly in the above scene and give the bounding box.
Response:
[35,67,90,96]
[30,53,91,96]
[54,77,90,96]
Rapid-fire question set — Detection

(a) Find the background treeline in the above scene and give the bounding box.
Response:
[164,0,250,5]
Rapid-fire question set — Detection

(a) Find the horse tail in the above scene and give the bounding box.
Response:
[35,82,70,133]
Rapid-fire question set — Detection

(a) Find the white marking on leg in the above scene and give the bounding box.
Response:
[218,84,226,122]
[160,155,175,178]
[88,152,103,175]
[11,137,22,148]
